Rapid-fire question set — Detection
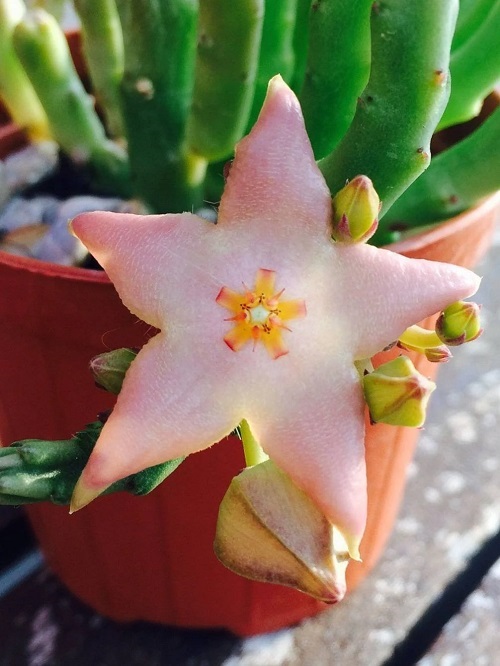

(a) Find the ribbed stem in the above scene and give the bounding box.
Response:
[299,0,372,159]
[117,0,202,212]
[74,0,125,138]
[13,8,131,196]
[247,0,298,128]
[383,105,500,226]
[186,0,264,162]
[439,1,500,130]
[319,0,458,224]
[0,0,51,140]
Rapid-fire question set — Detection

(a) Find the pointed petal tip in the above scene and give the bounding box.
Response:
[345,532,363,562]
[69,474,108,513]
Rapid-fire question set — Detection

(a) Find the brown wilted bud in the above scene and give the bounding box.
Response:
[214,460,352,603]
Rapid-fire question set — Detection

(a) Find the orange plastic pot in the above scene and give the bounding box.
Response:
[0,192,497,635]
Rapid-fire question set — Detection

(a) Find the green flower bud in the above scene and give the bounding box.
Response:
[90,347,137,394]
[214,459,353,603]
[331,175,380,244]
[363,356,436,428]
[436,301,482,346]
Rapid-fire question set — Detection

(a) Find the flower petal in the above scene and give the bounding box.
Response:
[245,356,367,557]
[76,333,243,492]
[218,76,332,242]
[331,244,481,359]
[71,211,226,331]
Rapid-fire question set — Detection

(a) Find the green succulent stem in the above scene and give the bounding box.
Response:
[26,0,66,21]
[13,8,131,196]
[299,0,372,160]
[383,105,500,227]
[73,0,125,138]
[240,419,268,468]
[289,0,312,93]
[0,0,51,140]
[319,0,458,226]
[452,0,498,52]
[247,0,298,128]
[117,0,202,213]
[439,1,500,130]
[186,0,264,162]
[0,421,184,506]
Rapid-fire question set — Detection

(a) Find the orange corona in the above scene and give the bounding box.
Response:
[216,268,306,359]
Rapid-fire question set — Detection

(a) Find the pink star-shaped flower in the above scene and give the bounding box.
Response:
[70,77,479,557]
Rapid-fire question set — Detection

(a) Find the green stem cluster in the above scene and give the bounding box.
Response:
[0,0,498,231]
[13,8,131,196]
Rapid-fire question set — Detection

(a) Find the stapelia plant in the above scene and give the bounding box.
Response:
[0,79,481,600]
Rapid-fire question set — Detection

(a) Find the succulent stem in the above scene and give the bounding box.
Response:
[319,0,458,223]
[117,0,202,212]
[186,0,264,162]
[452,0,497,52]
[0,421,184,506]
[247,0,298,128]
[299,0,372,159]
[73,0,125,138]
[383,105,500,226]
[13,8,131,196]
[289,0,311,93]
[0,0,51,141]
[439,1,500,130]
[26,0,66,21]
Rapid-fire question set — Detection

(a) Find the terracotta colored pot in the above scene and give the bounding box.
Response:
[0,190,497,635]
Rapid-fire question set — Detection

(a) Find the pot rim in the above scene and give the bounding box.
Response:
[1,191,498,283]
[388,190,500,254]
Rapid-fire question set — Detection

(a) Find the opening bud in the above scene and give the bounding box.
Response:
[363,356,436,427]
[90,348,137,394]
[436,301,482,346]
[331,175,379,243]
[214,460,351,603]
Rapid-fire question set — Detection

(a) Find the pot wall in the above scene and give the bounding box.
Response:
[0,194,498,635]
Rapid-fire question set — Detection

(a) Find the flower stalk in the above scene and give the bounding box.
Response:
[240,419,268,467]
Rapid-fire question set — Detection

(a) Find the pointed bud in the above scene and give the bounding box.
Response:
[331,175,379,243]
[89,348,137,394]
[363,356,436,427]
[436,301,482,346]
[397,340,452,363]
[214,460,352,603]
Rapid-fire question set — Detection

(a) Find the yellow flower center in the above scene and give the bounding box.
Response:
[216,268,306,359]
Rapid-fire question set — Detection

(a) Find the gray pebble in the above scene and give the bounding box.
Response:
[0,162,9,208]
[0,196,59,233]
[32,195,126,264]
[3,142,58,194]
